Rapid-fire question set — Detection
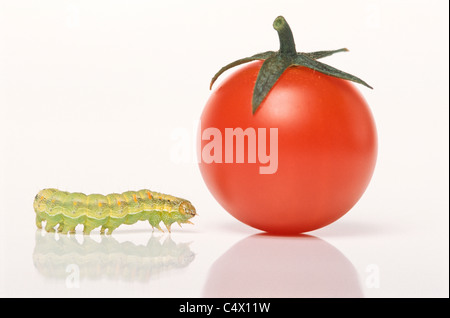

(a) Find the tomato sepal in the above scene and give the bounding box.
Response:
[210,16,373,114]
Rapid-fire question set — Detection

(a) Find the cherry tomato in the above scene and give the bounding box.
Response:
[198,61,377,234]
[198,16,377,234]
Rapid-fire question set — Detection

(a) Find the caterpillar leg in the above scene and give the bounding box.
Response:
[101,217,123,235]
[44,219,59,232]
[83,218,106,235]
[100,225,117,235]
[56,223,64,233]
[58,225,75,234]
[36,215,43,229]
[59,218,78,235]
[83,223,97,235]
[162,220,174,233]
[61,226,75,234]
[57,223,75,234]
[60,224,77,235]
[148,213,164,232]
[161,212,176,232]
[107,227,116,235]
[149,222,164,232]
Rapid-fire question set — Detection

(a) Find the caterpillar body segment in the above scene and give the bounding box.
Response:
[34,188,197,235]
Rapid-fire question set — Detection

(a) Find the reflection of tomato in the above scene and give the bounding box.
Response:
[198,61,377,234]
[203,234,363,297]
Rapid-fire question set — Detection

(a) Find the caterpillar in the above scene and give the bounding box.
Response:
[33,188,197,235]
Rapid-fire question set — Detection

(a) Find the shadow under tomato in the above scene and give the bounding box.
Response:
[202,233,363,298]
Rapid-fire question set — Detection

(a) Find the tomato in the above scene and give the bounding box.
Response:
[198,16,377,234]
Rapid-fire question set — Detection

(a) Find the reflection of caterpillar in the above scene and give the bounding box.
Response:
[34,188,196,234]
[33,230,195,282]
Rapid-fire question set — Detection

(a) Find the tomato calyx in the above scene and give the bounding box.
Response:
[210,16,373,114]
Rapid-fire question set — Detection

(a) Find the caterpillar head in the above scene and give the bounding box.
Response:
[179,201,197,221]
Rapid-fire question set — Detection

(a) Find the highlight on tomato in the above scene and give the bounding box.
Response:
[198,16,377,234]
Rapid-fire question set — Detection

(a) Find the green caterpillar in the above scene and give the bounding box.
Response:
[34,188,197,235]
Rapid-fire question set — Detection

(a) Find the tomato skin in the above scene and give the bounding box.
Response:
[199,61,377,234]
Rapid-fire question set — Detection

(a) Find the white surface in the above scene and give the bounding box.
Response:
[0,0,448,298]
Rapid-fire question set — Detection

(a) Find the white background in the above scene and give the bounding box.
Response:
[0,0,448,298]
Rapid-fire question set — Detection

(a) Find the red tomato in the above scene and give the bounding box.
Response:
[198,60,377,234]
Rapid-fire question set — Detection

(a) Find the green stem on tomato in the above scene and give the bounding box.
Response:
[210,16,373,114]
[273,16,296,55]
